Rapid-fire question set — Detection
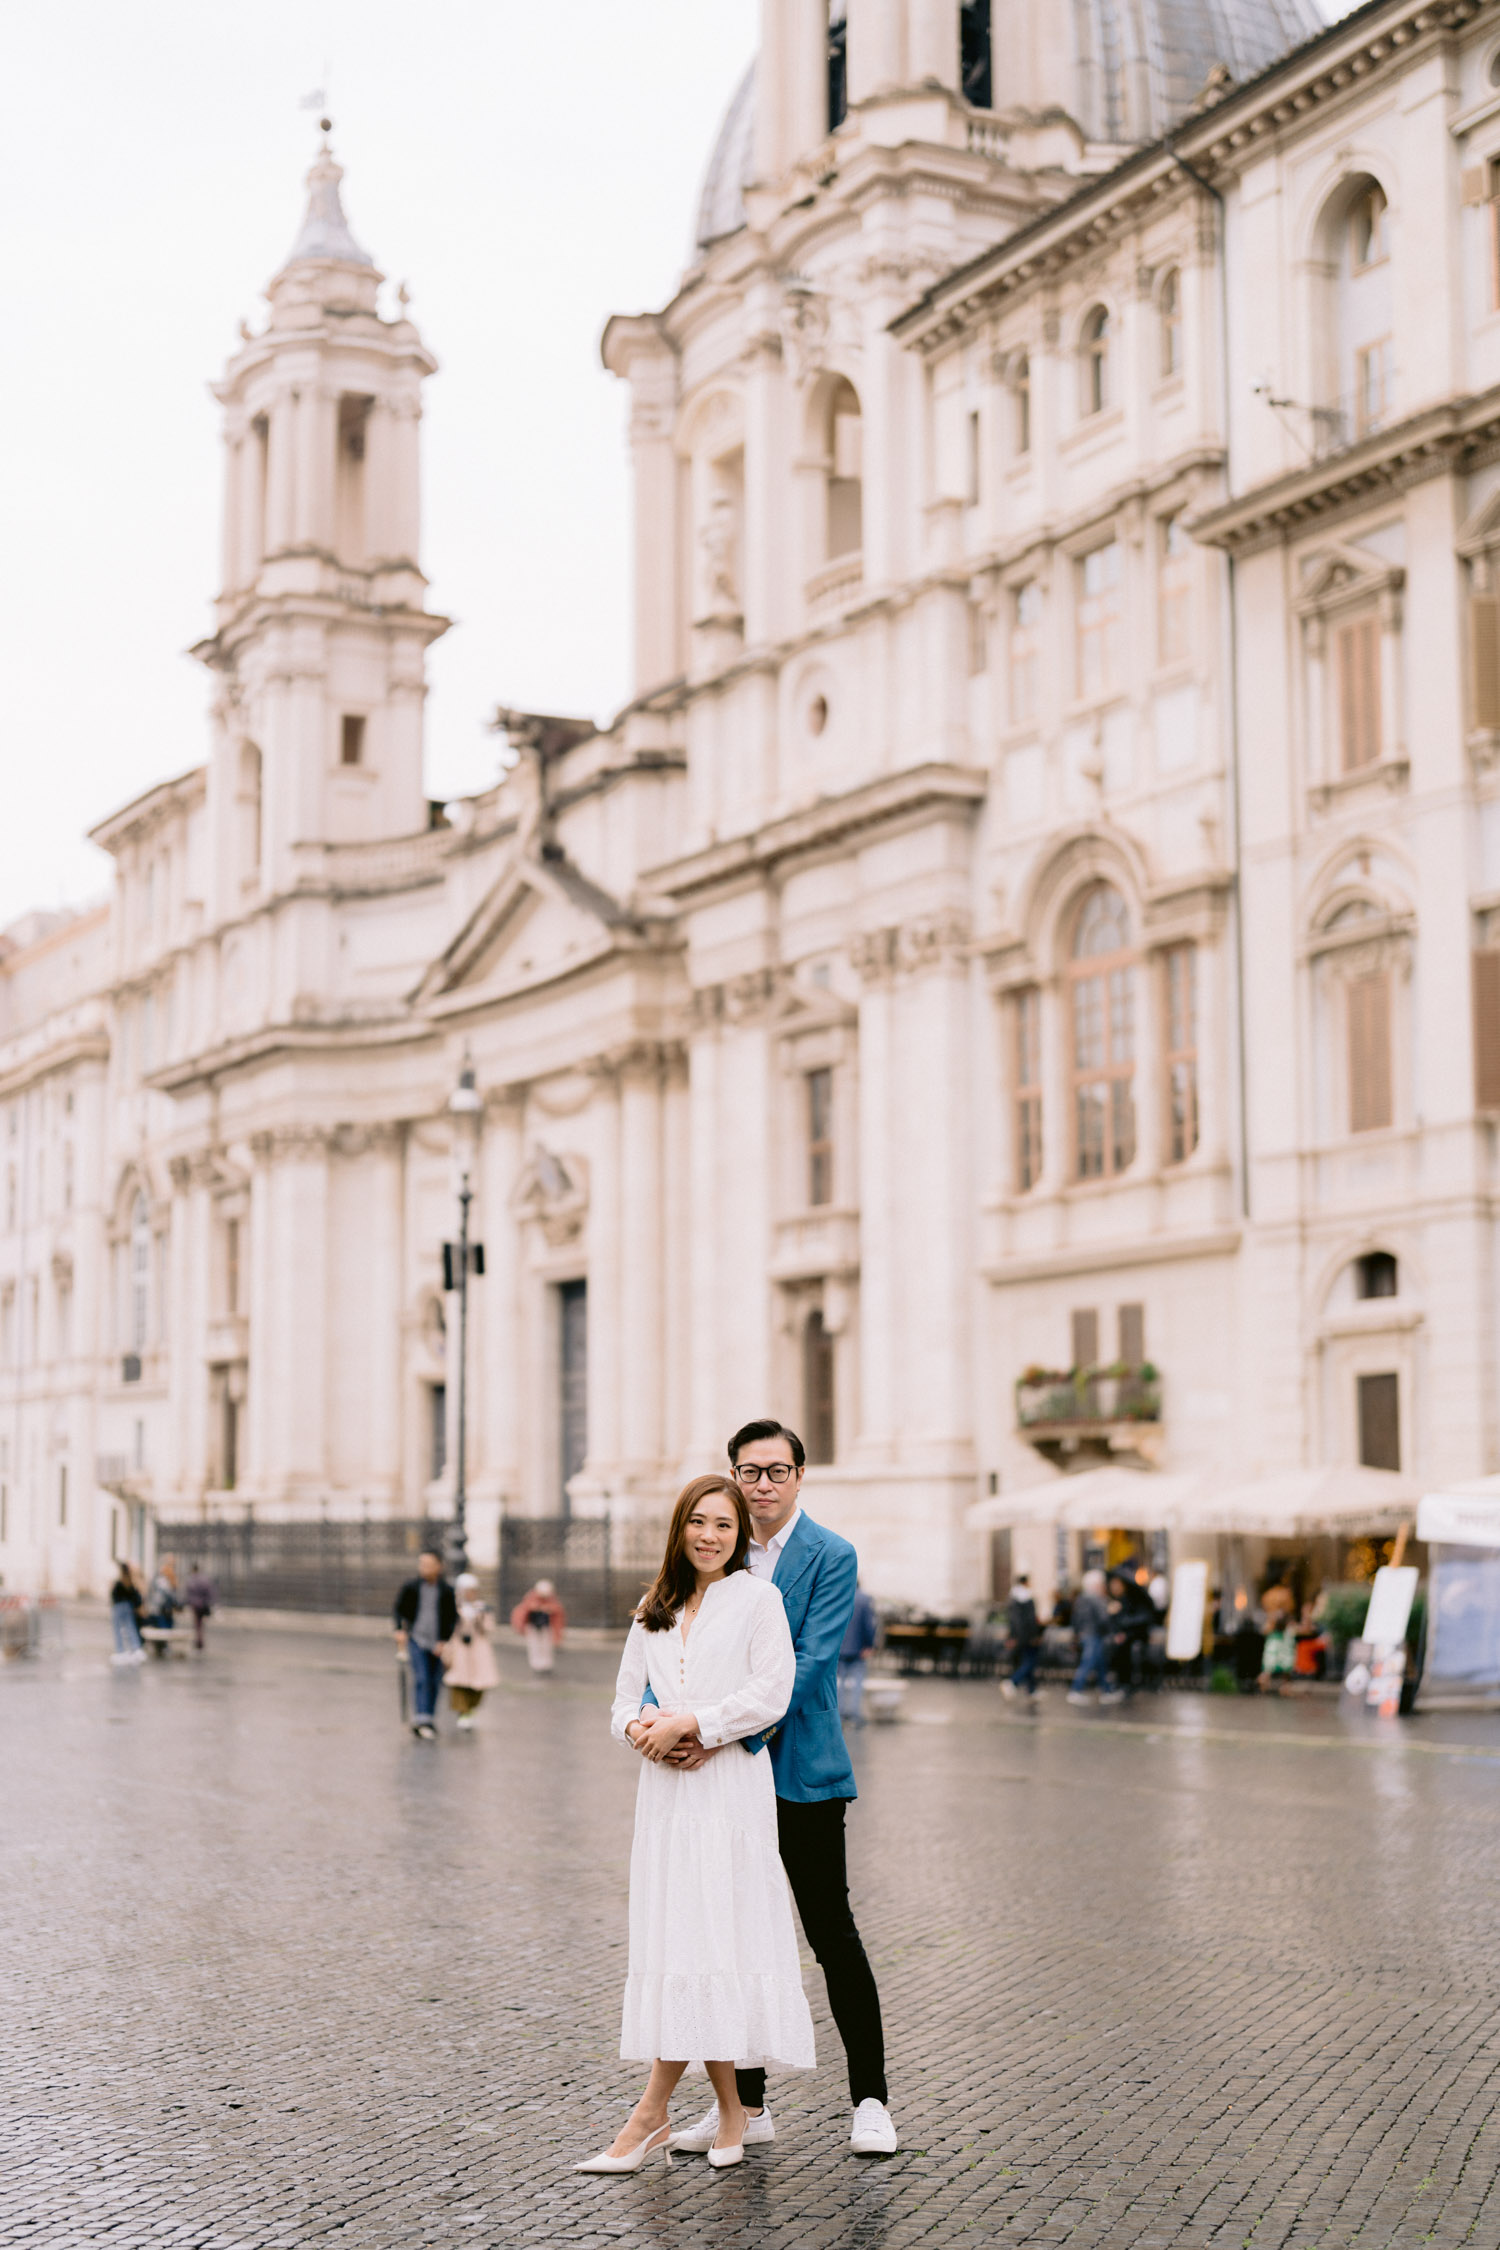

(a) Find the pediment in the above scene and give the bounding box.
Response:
[413,849,644,1006]
[1295,539,1403,613]
[771,983,859,1036]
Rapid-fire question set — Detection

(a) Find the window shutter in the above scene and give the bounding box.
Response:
[1475,950,1500,1110]
[1117,1303,1145,1367]
[1357,1372,1401,1471]
[1349,971,1393,1133]
[1071,1308,1099,1371]
[1337,617,1381,773]
[1473,595,1500,731]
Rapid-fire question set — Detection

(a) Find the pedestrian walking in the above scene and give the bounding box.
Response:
[1001,1572,1043,1703]
[658,1418,899,2160]
[444,1572,500,1729]
[1067,1568,1116,1703]
[576,1474,812,2173]
[510,1579,565,1674]
[109,1564,145,1664]
[142,1559,181,1645]
[184,1562,216,1652]
[393,1546,458,1740]
[838,1579,878,1723]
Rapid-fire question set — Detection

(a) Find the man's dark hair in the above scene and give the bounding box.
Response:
[419,1544,445,1564]
[727,1417,805,1470]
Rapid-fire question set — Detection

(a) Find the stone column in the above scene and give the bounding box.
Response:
[364,1125,405,1509]
[264,1128,330,1503]
[687,1027,723,1461]
[618,1048,665,1479]
[584,1064,622,1496]
[264,391,297,554]
[908,0,960,87]
[662,1050,692,1469]
[293,385,335,551]
[758,0,829,179]
[246,1133,274,1492]
[478,1090,525,1504]
[847,0,903,101]
[853,960,897,1461]
[387,397,422,568]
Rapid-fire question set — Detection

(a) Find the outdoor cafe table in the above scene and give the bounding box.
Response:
[884,1621,970,1675]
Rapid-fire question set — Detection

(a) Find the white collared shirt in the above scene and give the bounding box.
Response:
[746,1504,802,1582]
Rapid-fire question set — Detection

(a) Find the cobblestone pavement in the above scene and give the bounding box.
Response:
[6,1618,1500,2250]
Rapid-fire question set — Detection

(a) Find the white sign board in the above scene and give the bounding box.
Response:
[1363,1564,1419,1649]
[1417,1489,1500,1549]
[1166,1559,1208,1661]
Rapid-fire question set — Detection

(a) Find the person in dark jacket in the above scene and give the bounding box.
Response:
[393,1548,458,1739]
[110,1565,145,1664]
[1067,1569,1114,1703]
[184,1563,216,1652]
[1001,1572,1043,1703]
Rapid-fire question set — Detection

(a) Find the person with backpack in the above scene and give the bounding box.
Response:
[1001,1571,1043,1704]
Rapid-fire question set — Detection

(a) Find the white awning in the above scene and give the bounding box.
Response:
[967,1462,1420,1539]
[1417,1475,1500,1550]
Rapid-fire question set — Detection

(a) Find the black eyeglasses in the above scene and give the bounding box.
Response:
[733,1462,797,1486]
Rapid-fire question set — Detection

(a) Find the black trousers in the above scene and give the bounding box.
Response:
[737,1795,887,2110]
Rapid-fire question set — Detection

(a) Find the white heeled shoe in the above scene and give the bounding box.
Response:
[706,2139,744,2169]
[575,2122,673,2173]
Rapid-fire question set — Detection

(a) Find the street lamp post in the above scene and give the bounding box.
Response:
[446,1059,484,1578]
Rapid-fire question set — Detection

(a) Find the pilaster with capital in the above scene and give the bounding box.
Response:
[478,1090,525,1502]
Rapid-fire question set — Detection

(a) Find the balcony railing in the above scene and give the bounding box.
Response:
[1015,1363,1162,1465]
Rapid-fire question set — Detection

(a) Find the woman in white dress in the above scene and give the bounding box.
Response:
[577,1475,815,2174]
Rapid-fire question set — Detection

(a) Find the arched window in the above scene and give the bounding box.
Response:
[804,1309,836,1464]
[827,1,848,132]
[1318,175,1394,443]
[960,0,993,108]
[1080,306,1111,417]
[1069,884,1137,1179]
[1158,268,1182,378]
[823,378,863,560]
[129,1192,151,1353]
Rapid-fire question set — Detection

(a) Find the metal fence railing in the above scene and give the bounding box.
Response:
[151,1519,467,1618]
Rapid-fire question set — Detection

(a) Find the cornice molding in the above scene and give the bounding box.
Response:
[1192,388,1500,554]
[643,762,988,904]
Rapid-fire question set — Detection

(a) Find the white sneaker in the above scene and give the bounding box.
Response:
[669,2102,775,2152]
[850,2098,898,2154]
[1066,1690,1092,1706]
[999,1679,1016,1700]
[455,1713,474,1731]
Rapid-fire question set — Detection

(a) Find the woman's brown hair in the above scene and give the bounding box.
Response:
[637,1475,751,1633]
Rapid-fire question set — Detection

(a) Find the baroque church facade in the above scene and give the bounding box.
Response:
[7,0,1500,1609]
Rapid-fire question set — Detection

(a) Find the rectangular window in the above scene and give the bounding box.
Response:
[966,408,981,506]
[1354,339,1392,437]
[1117,1302,1145,1367]
[1163,943,1199,1163]
[1076,541,1122,701]
[429,1381,448,1483]
[1357,1371,1400,1471]
[1349,970,1393,1133]
[1335,614,1381,773]
[1158,515,1191,666]
[340,713,366,767]
[225,1218,241,1317]
[804,1310,836,1465]
[807,1068,834,1207]
[1072,963,1136,1177]
[223,1394,239,1492]
[1472,590,1500,732]
[1009,581,1041,726]
[1070,1308,1099,1371]
[558,1278,587,1513]
[1014,987,1043,1192]
[1475,947,1500,1110]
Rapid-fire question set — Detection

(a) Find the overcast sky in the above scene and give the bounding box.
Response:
[0,0,759,929]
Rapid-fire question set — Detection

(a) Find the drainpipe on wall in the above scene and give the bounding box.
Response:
[1169,143,1251,1222]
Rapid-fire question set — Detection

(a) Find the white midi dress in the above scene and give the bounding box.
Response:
[610,1570,816,2072]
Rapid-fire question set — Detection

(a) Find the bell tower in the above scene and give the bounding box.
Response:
[196,127,449,921]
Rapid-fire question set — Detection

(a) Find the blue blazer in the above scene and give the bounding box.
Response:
[643,1512,859,1803]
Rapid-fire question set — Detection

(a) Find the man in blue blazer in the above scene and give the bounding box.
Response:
[660,1417,898,2157]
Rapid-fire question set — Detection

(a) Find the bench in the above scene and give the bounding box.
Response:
[140,1625,193,1660]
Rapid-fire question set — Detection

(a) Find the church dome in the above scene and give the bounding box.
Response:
[690,0,1324,253]
[694,61,756,253]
